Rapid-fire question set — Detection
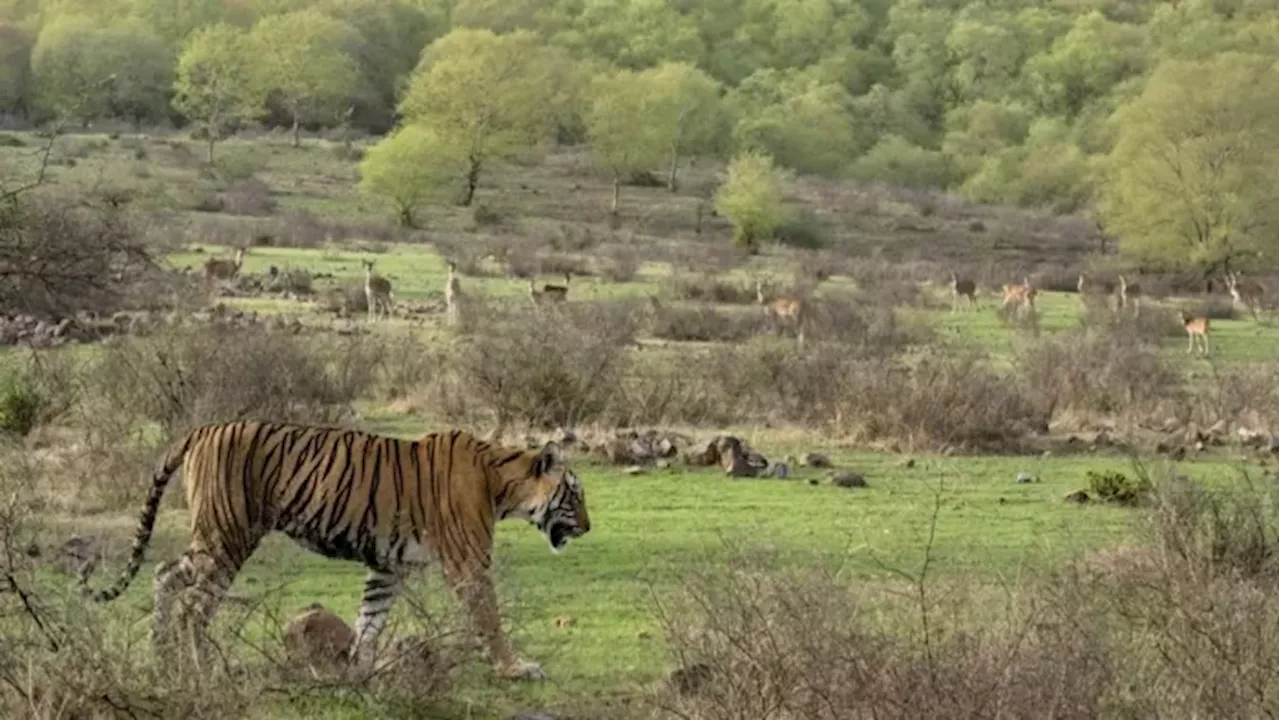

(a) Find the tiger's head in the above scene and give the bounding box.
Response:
[518,442,590,553]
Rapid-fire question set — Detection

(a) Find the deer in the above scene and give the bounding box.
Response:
[362,259,394,322]
[528,279,565,308]
[1077,272,1116,310]
[1225,271,1264,321]
[444,260,463,326]
[948,271,977,312]
[540,272,571,302]
[203,247,245,284]
[1181,311,1210,356]
[1117,274,1141,317]
[1001,277,1037,315]
[755,277,804,325]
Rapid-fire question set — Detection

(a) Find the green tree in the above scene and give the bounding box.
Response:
[127,0,234,47]
[645,62,723,192]
[172,23,261,163]
[1100,53,1278,275]
[585,69,667,217]
[358,124,466,226]
[715,150,791,254]
[399,28,571,206]
[1022,11,1146,119]
[99,19,172,127]
[0,25,33,118]
[731,73,857,176]
[30,15,114,121]
[250,8,359,147]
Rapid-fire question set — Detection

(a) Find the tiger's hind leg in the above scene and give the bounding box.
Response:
[151,558,187,660]
[348,569,402,672]
[155,544,257,676]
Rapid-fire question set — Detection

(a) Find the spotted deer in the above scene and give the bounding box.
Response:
[204,248,245,284]
[1225,271,1264,321]
[755,277,806,345]
[1001,277,1038,317]
[540,272,571,302]
[444,260,463,326]
[1117,275,1141,316]
[1181,311,1210,356]
[1077,272,1115,310]
[528,279,565,309]
[362,259,394,322]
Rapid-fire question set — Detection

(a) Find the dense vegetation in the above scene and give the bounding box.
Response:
[1,0,1276,275]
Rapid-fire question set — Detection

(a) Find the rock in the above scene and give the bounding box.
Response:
[655,459,671,470]
[770,462,789,479]
[830,472,868,489]
[900,457,915,469]
[808,478,820,486]
[669,662,714,697]
[656,437,677,458]
[623,465,646,476]
[283,603,356,677]
[553,615,574,628]
[507,714,558,720]
[1016,472,1034,484]
[1063,490,1091,504]
[1194,441,1206,453]
[1207,419,1228,437]
[744,451,769,474]
[1171,446,1187,461]
[802,452,832,468]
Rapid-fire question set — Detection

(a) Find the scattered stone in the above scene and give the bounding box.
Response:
[1063,490,1091,504]
[655,459,671,470]
[1016,472,1034,484]
[830,472,868,489]
[507,714,558,720]
[1194,441,1206,453]
[623,465,646,476]
[1170,446,1187,461]
[553,615,574,628]
[802,452,832,468]
[282,603,356,677]
[770,462,789,479]
[669,662,714,697]
[900,457,915,469]
[807,478,820,486]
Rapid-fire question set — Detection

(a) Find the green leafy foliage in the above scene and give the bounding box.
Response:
[715,150,791,253]
[358,124,467,226]
[1101,53,1279,274]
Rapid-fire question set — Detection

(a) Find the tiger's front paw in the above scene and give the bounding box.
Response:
[497,658,546,682]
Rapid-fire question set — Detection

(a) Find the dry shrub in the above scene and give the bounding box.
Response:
[1193,362,1279,432]
[434,235,501,277]
[436,303,638,430]
[803,296,928,350]
[219,178,276,216]
[833,350,1041,449]
[665,243,750,276]
[538,253,591,279]
[0,195,154,317]
[597,245,643,282]
[656,545,1109,720]
[1183,296,1237,320]
[648,305,767,343]
[610,350,745,428]
[1077,304,1183,343]
[663,274,756,305]
[87,324,379,439]
[1068,473,1278,718]
[1019,331,1181,421]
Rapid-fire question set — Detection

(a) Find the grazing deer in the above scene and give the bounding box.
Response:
[1181,311,1210,356]
[755,278,804,324]
[528,279,565,308]
[204,247,245,284]
[1001,277,1038,316]
[949,271,976,312]
[362,259,394,322]
[1225,271,1264,320]
[444,260,463,326]
[1077,272,1115,309]
[1117,274,1141,316]
[540,272,571,302]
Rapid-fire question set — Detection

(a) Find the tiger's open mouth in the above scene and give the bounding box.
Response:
[547,520,582,553]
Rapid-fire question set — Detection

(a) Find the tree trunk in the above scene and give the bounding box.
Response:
[610,172,621,216]
[460,156,481,207]
[207,135,216,165]
[667,153,680,192]
[291,112,301,148]
[694,200,704,235]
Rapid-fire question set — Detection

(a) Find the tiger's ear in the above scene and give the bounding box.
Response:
[533,442,562,476]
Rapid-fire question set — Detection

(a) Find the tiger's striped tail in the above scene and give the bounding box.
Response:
[79,430,198,603]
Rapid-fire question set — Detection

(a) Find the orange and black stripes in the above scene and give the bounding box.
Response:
[80,421,586,603]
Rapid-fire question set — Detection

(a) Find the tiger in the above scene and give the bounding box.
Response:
[78,421,590,681]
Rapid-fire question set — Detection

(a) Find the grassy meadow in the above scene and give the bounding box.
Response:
[1,130,1276,719]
